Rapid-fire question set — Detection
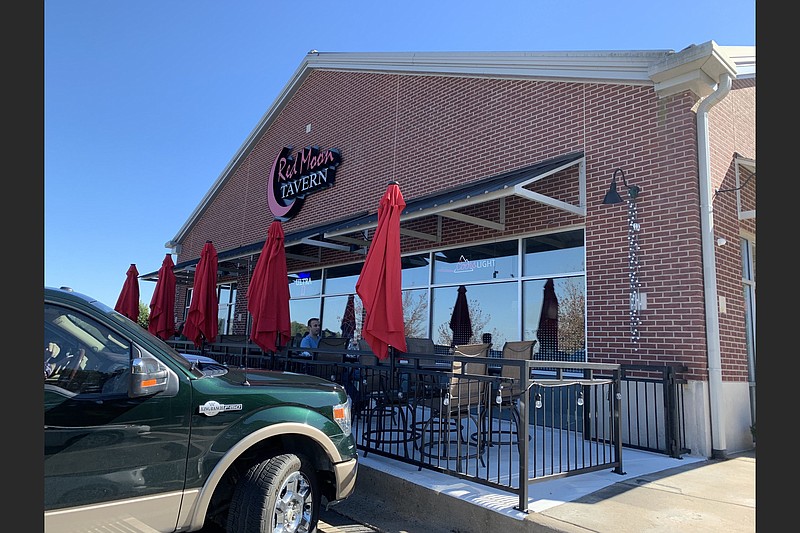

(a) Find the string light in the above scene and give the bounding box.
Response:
[603,168,643,349]
[628,198,641,348]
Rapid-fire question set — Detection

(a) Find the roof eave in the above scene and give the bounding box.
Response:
[648,41,748,98]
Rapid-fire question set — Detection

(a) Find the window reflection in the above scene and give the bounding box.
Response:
[522,276,585,361]
[433,240,518,284]
[402,254,431,288]
[431,282,517,348]
[324,263,361,296]
[289,298,321,339]
[217,283,237,335]
[321,294,354,339]
[401,288,429,338]
[523,229,585,276]
[289,270,322,298]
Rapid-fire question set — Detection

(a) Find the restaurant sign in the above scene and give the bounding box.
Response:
[267,145,342,220]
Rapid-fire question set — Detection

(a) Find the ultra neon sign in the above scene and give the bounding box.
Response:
[267,146,342,220]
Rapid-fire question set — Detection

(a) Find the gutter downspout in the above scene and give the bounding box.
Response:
[696,72,732,459]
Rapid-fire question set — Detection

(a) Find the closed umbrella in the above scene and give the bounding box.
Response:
[114,264,140,322]
[449,284,473,346]
[148,254,177,340]
[340,294,357,341]
[182,241,219,350]
[247,220,291,353]
[356,181,407,360]
[536,278,559,356]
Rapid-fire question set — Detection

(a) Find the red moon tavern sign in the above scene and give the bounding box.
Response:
[267,146,342,220]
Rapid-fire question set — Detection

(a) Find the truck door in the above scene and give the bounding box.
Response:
[44,301,192,531]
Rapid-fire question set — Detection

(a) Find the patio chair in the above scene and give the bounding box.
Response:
[357,338,374,354]
[454,342,491,360]
[318,336,348,351]
[415,344,490,469]
[357,353,417,458]
[485,340,537,446]
[314,349,345,383]
[401,337,440,401]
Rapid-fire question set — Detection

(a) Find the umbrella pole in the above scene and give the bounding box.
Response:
[200,336,206,358]
[273,332,280,370]
[389,345,397,397]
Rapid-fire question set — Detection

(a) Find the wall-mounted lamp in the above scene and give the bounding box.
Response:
[603,168,643,348]
[602,168,641,205]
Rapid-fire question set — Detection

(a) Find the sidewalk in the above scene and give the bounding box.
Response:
[320,449,755,533]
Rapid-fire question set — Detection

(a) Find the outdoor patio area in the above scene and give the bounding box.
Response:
[170,338,690,512]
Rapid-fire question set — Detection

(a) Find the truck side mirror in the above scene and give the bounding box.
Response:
[130,356,170,397]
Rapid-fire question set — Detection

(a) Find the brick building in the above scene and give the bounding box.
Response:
[150,41,756,458]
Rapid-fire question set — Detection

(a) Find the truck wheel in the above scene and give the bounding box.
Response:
[227,453,319,533]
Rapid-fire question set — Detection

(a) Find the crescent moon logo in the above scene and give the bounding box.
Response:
[267,147,296,220]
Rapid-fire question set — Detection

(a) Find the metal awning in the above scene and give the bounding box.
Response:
[140,211,370,282]
[324,151,585,244]
[142,151,585,283]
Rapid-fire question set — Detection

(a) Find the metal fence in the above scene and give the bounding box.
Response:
[168,338,689,511]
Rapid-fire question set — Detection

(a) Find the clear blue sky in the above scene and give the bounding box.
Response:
[44,0,755,309]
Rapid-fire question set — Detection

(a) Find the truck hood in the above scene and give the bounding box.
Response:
[218,367,342,390]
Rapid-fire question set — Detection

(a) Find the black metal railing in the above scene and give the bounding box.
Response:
[616,364,689,457]
[166,338,688,511]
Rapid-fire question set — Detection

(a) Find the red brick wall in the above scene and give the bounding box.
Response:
[177,70,755,381]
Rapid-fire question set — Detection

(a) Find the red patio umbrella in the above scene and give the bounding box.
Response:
[340,294,357,341]
[449,284,473,346]
[536,278,559,356]
[114,263,140,322]
[356,181,408,360]
[247,220,291,353]
[148,254,177,340]
[182,241,219,349]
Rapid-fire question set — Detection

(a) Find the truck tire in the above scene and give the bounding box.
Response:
[227,453,320,533]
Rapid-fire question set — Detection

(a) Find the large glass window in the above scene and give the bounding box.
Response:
[284,229,585,358]
[183,288,192,324]
[183,283,237,336]
[217,283,237,335]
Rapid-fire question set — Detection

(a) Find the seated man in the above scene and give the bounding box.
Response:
[299,317,321,358]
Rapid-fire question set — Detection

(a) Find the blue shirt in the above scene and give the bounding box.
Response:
[300,335,320,349]
[299,334,320,357]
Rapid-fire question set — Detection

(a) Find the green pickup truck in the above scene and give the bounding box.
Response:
[44,286,358,533]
